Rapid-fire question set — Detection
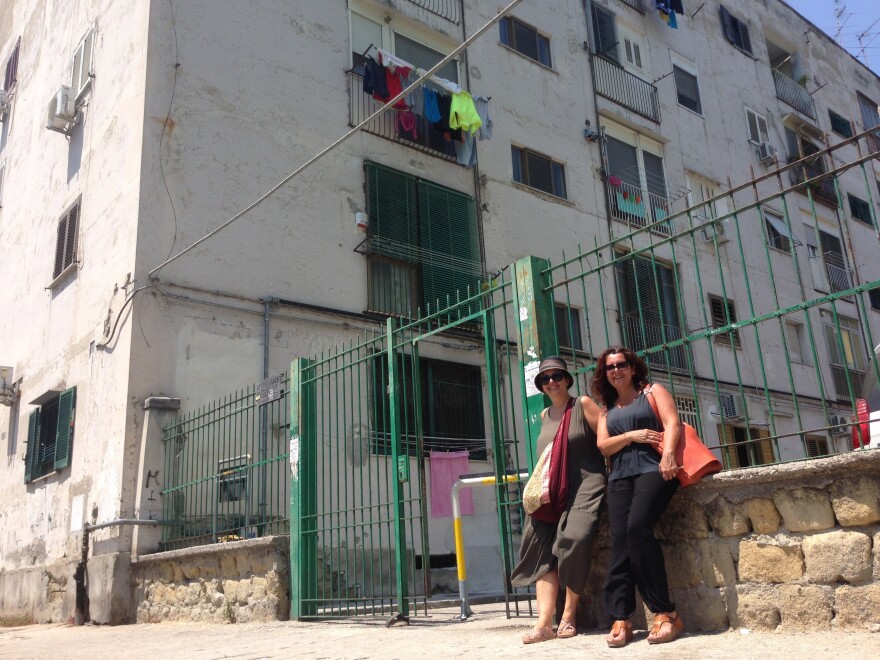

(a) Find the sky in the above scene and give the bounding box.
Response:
[784,0,880,77]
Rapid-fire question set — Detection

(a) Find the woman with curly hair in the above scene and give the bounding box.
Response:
[591,346,684,647]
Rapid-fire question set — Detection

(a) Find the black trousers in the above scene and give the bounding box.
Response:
[604,470,678,620]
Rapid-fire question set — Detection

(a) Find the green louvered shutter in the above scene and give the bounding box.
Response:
[24,409,40,483]
[365,161,419,251]
[417,181,480,316]
[53,387,76,470]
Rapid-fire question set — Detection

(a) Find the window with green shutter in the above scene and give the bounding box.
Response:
[24,386,76,483]
[363,161,482,319]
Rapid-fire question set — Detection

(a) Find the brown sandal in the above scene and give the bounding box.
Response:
[647,612,684,644]
[606,619,633,648]
[522,626,556,644]
[556,619,577,639]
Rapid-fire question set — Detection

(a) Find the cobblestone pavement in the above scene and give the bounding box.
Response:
[1,603,878,659]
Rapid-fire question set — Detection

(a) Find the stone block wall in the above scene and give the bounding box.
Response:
[131,536,289,623]
[650,451,880,632]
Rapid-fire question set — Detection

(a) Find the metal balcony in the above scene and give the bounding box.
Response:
[406,0,461,23]
[622,312,688,372]
[830,364,865,401]
[591,54,661,123]
[772,69,816,119]
[348,72,456,162]
[607,179,673,236]
[824,258,853,293]
[618,0,646,12]
[788,156,838,207]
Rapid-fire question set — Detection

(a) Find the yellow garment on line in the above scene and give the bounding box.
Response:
[449,91,482,135]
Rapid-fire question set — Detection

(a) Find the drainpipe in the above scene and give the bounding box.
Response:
[259,297,279,527]
[74,519,165,625]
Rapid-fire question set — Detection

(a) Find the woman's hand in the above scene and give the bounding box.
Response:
[627,429,662,446]
[659,450,679,481]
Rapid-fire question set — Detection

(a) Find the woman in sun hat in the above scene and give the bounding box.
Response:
[511,356,606,644]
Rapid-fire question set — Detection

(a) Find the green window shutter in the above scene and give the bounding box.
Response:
[417,181,480,314]
[24,409,40,483]
[365,161,419,252]
[54,386,76,470]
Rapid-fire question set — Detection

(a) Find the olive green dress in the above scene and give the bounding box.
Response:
[510,396,606,593]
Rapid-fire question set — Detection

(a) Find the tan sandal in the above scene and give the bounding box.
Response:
[647,612,684,644]
[522,626,556,644]
[606,619,633,648]
[556,619,577,638]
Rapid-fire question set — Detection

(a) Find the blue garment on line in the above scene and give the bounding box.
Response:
[423,87,441,123]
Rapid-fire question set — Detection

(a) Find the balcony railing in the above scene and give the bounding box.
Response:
[591,54,661,123]
[607,178,673,235]
[618,0,646,12]
[788,156,838,207]
[823,255,853,293]
[406,0,461,24]
[348,71,456,162]
[622,313,688,372]
[830,364,865,401]
[772,69,816,119]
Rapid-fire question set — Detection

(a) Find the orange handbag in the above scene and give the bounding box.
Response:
[645,386,722,487]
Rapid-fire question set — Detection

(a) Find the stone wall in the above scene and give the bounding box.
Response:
[579,450,880,633]
[131,537,289,623]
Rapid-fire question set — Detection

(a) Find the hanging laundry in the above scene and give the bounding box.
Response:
[429,451,473,518]
[608,175,623,187]
[415,68,462,94]
[435,93,462,143]
[362,56,390,102]
[396,110,418,140]
[454,130,477,168]
[423,87,442,123]
[656,0,682,28]
[474,96,492,140]
[450,91,482,135]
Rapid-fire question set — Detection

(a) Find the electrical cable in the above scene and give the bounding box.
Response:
[160,0,181,261]
[96,285,154,350]
[147,0,524,281]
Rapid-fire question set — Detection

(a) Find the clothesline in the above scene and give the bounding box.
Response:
[374,46,463,94]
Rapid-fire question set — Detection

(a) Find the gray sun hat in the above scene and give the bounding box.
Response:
[534,355,574,393]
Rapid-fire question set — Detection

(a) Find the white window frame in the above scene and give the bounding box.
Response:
[823,315,866,371]
[71,26,96,101]
[671,53,702,115]
[604,120,666,200]
[619,26,647,75]
[784,318,809,364]
[763,207,798,253]
[745,107,770,146]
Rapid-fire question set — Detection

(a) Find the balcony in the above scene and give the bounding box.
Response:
[591,54,661,123]
[788,156,838,207]
[823,254,853,293]
[348,71,456,162]
[618,0,646,12]
[407,0,461,24]
[772,69,816,119]
[830,364,865,401]
[622,312,688,372]
[607,178,673,236]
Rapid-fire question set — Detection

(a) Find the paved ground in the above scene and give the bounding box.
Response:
[1,603,878,659]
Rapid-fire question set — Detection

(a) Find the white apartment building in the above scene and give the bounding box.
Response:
[0,0,878,623]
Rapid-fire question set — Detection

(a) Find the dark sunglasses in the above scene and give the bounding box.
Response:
[604,360,630,373]
[537,371,567,386]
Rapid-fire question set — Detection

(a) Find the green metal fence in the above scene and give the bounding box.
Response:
[160,376,291,550]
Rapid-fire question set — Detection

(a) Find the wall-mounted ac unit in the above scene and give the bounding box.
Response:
[757,141,777,163]
[719,392,742,420]
[46,85,76,134]
[702,220,729,243]
[828,414,850,435]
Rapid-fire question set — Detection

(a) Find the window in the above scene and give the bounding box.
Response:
[24,387,76,483]
[719,5,752,55]
[71,27,95,100]
[619,28,647,74]
[848,194,874,226]
[686,171,729,239]
[605,123,670,233]
[709,295,740,347]
[512,146,567,198]
[746,107,769,146]
[764,208,797,253]
[818,230,851,292]
[829,110,854,138]
[672,58,702,114]
[499,17,551,67]
[616,253,687,370]
[858,92,880,132]
[372,355,485,458]
[805,434,830,458]
[590,4,619,61]
[351,12,384,72]
[785,319,808,364]
[870,288,880,312]
[364,161,481,318]
[718,424,775,468]
[53,200,80,280]
[823,314,866,400]
[3,37,20,91]
[555,304,583,351]
[676,396,699,429]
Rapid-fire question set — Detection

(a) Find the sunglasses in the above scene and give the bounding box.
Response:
[537,371,567,386]
[604,360,630,373]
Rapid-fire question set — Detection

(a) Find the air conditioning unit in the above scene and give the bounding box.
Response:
[702,220,729,243]
[719,392,742,420]
[757,141,777,163]
[46,85,76,134]
[828,414,850,436]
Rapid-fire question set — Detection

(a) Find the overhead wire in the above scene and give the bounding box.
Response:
[147,0,524,281]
